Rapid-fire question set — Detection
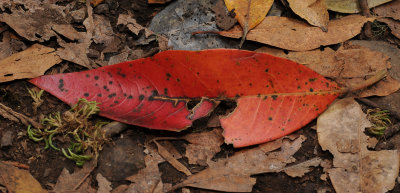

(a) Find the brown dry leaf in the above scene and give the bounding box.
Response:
[0,102,41,128]
[148,0,172,4]
[125,155,164,193]
[256,44,400,97]
[374,0,400,20]
[0,31,27,61]
[54,160,96,192]
[378,18,400,39]
[283,157,322,177]
[154,140,192,176]
[117,14,154,38]
[219,15,373,51]
[325,0,392,13]
[0,161,47,193]
[317,98,399,193]
[91,0,105,6]
[96,173,112,193]
[0,44,61,83]
[183,128,224,166]
[0,3,79,42]
[92,14,114,45]
[287,0,329,30]
[172,135,306,192]
[224,0,274,45]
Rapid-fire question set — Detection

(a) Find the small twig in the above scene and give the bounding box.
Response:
[358,0,373,39]
[339,70,387,94]
[0,102,41,128]
[2,161,29,170]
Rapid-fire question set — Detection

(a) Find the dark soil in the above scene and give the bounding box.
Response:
[0,0,399,192]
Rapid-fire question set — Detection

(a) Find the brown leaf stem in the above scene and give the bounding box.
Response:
[340,69,387,94]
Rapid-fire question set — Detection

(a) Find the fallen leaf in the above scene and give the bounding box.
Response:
[183,128,224,166]
[325,0,392,13]
[287,0,329,30]
[125,155,164,193]
[91,0,105,6]
[224,0,274,45]
[96,173,112,193]
[117,14,154,38]
[148,0,172,4]
[217,15,374,51]
[0,162,47,193]
[378,18,400,39]
[212,0,237,31]
[92,14,114,45]
[154,140,192,176]
[0,44,61,83]
[283,157,322,177]
[0,2,80,42]
[256,44,400,97]
[317,98,399,193]
[30,49,341,147]
[373,0,400,20]
[0,31,27,61]
[54,160,96,192]
[173,135,306,192]
[57,43,92,69]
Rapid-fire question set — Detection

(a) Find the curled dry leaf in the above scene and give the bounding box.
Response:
[218,15,374,51]
[173,135,306,192]
[283,157,322,177]
[256,44,400,97]
[0,162,47,193]
[287,0,329,30]
[0,44,61,83]
[317,98,399,193]
[54,160,97,192]
[224,0,274,45]
[325,0,392,13]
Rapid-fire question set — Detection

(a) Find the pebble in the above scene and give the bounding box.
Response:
[1,130,13,147]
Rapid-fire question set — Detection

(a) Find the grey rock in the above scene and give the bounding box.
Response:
[1,130,13,147]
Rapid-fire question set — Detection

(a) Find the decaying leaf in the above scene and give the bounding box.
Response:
[325,0,392,13]
[0,161,47,193]
[373,0,400,20]
[154,140,192,176]
[0,44,61,83]
[224,0,274,45]
[287,0,329,30]
[173,135,306,192]
[283,157,323,177]
[30,49,341,147]
[125,155,164,193]
[0,2,79,42]
[183,128,224,166]
[317,98,399,193]
[117,14,154,38]
[256,44,400,97]
[96,173,112,193]
[54,160,96,192]
[217,15,374,51]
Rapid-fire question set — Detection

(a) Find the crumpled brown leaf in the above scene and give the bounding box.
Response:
[0,44,61,83]
[256,44,400,97]
[287,0,329,30]
[317,98,399,193]
[54,160,96,192]
[283,157,322,177]
[374,0,400,20]
[173,135,306,192]
[117,14,154,38]
[0,161,47,193]
[218,15,374,51]
[0,2,79,42]
[96,173,112,193]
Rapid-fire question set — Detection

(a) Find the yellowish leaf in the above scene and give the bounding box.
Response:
[326,0,392,13]
[287,0,329,30]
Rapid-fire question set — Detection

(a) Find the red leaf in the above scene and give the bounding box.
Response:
[30,49,340,147]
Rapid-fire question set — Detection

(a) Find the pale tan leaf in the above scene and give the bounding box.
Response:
[374,0,400,20]
[125,155,163,193]
[219,15,374,51]
[154,140,192,176]
[326,0,392,13]
[173,135,306,192]
[283,157,322,177]
[0,44,61,83]
[117,14,154,38]
[256,44,400,97]
[54,160,96,192]
[96,173,112,193]
[0,162,47,193]
[287,0,329,30]
[317,98,399,193]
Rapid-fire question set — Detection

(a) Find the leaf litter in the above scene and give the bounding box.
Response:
[317,98,399,193]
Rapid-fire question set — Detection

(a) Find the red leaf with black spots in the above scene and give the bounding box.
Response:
[30,49,340,147]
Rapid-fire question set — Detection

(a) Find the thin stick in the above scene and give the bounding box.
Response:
[339,69,387,94]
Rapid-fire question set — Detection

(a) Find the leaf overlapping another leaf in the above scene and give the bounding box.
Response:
[30,49,341,147]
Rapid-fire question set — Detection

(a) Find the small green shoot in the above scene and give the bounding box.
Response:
[366,108,391,137]
[27,98,109,166]
[28,88,44,114]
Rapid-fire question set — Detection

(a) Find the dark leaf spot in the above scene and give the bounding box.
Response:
[271,95,278,100]
[94,76,99,80]
[139,95,145,100]
[84,93,89,97]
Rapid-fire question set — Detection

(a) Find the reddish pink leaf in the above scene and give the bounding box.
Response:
[29,49,340,147]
